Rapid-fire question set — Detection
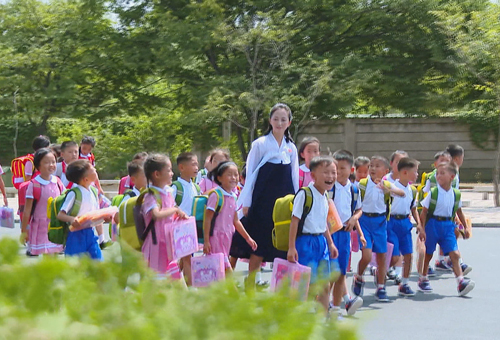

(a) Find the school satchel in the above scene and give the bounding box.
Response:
[191,187,224,243]
[47,186,97,245]
[118,187,161,251]
[272,187,314,252]
[172,180,201,207]
[11,154,35,190]
[416,169,457,212]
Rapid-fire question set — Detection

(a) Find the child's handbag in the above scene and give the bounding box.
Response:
[191,253,225,287]
[370,242,394,270]
[0,207,14,229]
[270,258,311,301]
[327,199,343,234]
[167,216,199,261]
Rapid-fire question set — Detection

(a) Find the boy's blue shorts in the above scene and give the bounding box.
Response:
[425,218,458,255]
[296,234,337,283]
[359,214,387,253]
[332,230,351,275]
[387,217,413,256]
[65,228,103,261]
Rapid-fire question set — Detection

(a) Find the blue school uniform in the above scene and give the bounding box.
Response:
[387,180,415,257]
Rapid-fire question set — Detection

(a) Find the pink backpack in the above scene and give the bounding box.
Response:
[18,177,64,222]
[299,168,305,188]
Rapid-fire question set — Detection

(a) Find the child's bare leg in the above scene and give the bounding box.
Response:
[448,251,463,277]
[357,248,372,277]
[390,255,400,267]
[416,237,426,275]
[403,253,412,279]
[229,256,238,269]
[332,275,345,307]
[422,253,433,277]
[376,252,386,285]
[318,283,331,313]
[181,255,192,286]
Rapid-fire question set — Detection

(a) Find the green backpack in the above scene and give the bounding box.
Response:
[358,178,393,220]
[417,169,457,212]
[119,187,162,251]
[272,187,313,252]
[427,186,461,221]
[172,180,201,206]
[47,186,98,245]
[191,187,224,243]
[111,189,135,208]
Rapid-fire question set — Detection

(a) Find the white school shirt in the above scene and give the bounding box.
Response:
[25,175,59,199]
[238,134,299,209]
[361,176,396,214]
[55,162,71,188]
[60,184,99,217]
[384,172,396,183]
[390,180,416,215]
[420,183,462,218]
[333,181,362,225]
[423,171,460,194]
[171,177,198,215]
[292,183,329,234]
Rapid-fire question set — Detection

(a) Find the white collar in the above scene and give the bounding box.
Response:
[299,164,310,173]
[308,182,327,197]
[149,185,168,195]
[34,174,58,185]
[218,187,237,199]
[178,177,194,185]
[80,153,90,158]
[335,180,351,191]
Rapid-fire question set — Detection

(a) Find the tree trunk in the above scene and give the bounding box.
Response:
[235,124,248,161]
[494,104,500,207]
[39,114,50,136]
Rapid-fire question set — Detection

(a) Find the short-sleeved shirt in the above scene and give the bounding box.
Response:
[420,184,462,218]
[361,176,396,214]
[333,181,362,225]
[292,183,328,234]
[60,184,99,216]
[206,187,237,234]
[390,180,416,215]
[0,165,4,176]
[142,186,172,214]
[172,178,199,215]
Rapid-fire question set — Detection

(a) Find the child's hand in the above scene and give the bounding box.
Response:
[377,181,390,194]
[345,217,357,232]
[176,209,188,220]
[3,196,8,206]
[70,218,80,231]
[464,228,471,239]
[287,247,298,263]
[203,241,211,255]
[328,243,338,259]
[417,226,426,242]
[19,232,28,245]
[246,237,257,251]
[360,236,367,248]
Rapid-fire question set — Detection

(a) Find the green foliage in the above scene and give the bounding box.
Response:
[0,238,357,339]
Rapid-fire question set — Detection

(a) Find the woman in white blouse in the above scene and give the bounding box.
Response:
[234,103,299,287]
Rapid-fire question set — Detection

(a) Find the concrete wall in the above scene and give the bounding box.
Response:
[297,118,496,182]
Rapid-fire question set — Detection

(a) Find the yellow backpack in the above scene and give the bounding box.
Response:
[358,178,393,220]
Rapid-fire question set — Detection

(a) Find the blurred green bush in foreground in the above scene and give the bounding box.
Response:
[0,238,357,340]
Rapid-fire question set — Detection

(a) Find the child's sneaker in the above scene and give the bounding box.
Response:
[345,296,363,316]
[435,259,452,271]
[461,263,472,276]
[375,287,389,302]
[427,267,436,277]
[398,284,415,297]
[386,267,397,280]
[418,278,433,293]
[352,276,364,296]
[458,278,475,296]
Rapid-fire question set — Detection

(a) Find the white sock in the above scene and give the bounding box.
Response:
[456,276,464,284]
[395,266,403,277]
[98,234,105,243]
[255,271,262,283]
[420,275,428,281]
[459,258,464,264]
[343,294,350,304]
[402,278,409,285]
[377,284,384,289]
[438,255,445,261]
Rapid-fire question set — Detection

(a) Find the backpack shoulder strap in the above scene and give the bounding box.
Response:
[32,179,42,202]
[410,185,417,208]
[172,181,183,206]
[428,187,438,217]
[351,185,359,213]
[212,187,225,213]
[452,188,461,219]
[194,183,201,195]
[69,187,83,217]
[147,187,163,208]
[358,178,368,201]
[296,186,314,236]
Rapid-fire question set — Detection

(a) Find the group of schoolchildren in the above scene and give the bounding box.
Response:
[2,103,475,318]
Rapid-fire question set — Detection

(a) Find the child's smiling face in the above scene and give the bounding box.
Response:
[312,161,337,193]
[369,158,389,183]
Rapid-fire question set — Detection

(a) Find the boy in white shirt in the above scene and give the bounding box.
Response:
[287,156,338,313]
[419,162,475,296]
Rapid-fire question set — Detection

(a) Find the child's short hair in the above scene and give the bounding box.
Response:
[390,150,409,163]
[309,156,336,172]
[177,152,197,165]
[132,152,148,161]
[333,149,354,166]
[32,135,51,151]
[144,153,170,183]
[437,161,458,176]
[397,157,420,172]
[81,136,96,148]
[446,144,464,158]
[33,148,56,170]
[210,161,238,185]
[434,150,451,160]
[371,155,390,170]
[209,148,230,162]
[61,141,78,151]
[354,156,370,169]
[298,137,320,161]
[66,159,92,184]
[128,160,144,177]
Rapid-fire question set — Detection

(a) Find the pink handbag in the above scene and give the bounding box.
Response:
[370,242,394,270]
[191,253,226,287]
[167,216,198,260]
[270,258,311,301]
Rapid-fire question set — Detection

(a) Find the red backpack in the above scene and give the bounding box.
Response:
[11,154,35,190]
[79,153,95,166]
[18,177,65,222]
